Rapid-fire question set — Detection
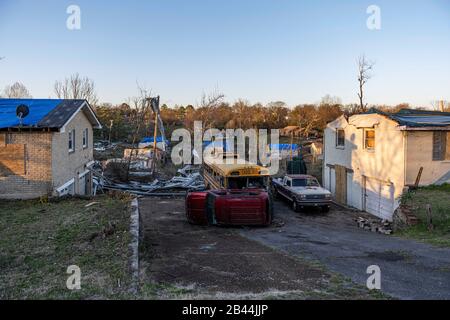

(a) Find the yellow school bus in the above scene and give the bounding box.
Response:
[202,152,270,190]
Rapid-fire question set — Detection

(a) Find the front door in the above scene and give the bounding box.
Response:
[334,165,347,205]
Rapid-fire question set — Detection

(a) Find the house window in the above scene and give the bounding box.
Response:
[82,128,88,149]
[364,129,375,150]
[336,129,345,147]
[69,129,75,153]
[432,131,449,161]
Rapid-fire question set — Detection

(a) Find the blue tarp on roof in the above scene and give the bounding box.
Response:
[390,115,450,127]
[140,136,170,145]
[269,144,300,151]
[366,108,450,127]
[0,99,63,129]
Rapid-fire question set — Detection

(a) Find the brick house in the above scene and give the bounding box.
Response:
[0,99,102,199]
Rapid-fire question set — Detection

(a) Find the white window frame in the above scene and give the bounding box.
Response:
[364,129,376,151]
[336,129,345,148]
[69,129,75,153]
[82,128,88,149]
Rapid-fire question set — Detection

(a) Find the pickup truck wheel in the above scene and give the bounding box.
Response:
[292,200,299,212]
[273,188,279,199]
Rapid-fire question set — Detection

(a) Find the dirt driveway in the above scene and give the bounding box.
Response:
[138,197,377,300]
[241,200,450,300]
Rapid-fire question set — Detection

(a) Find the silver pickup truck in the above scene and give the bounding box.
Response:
[272,175,332,212]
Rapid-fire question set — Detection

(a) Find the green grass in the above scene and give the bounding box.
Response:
[397,184,450,247]
[0,195,135,299]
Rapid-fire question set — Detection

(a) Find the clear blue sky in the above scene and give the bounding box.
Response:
[0,0,449,107]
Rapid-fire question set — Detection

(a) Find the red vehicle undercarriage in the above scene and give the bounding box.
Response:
[186,189,273,227]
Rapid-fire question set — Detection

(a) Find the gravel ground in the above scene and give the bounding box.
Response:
[240,200,450,300]
[138,197,380,300]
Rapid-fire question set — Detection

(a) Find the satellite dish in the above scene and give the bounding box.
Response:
[16,104,30,126]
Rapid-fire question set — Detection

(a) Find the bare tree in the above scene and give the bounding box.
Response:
[54,73,98,106]
[357,55,375,113]
[197,89,225,129]
[3,82,32,98]
[431,100,449,112]
[126,86,153,179]
[200,89,225,109]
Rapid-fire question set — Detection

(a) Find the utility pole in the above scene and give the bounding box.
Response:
[290,131,296,160]
[150,96,160,175]
[108,119,114,145]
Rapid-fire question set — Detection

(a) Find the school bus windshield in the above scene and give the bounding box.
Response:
[227,177,266,189]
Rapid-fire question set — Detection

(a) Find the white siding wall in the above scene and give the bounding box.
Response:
[323,114,406,220]
[405,131,450,185]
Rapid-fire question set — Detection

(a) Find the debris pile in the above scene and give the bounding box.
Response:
[355,217,393,235]
[94,140,118,152]
[91,164,205,196]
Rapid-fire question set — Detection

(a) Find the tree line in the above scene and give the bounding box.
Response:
[1,54,449,144]
[94,95,427,143]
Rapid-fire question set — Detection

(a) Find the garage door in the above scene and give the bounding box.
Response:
[364,177,394,220]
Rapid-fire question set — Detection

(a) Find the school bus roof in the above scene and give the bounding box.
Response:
[204,155,270,177]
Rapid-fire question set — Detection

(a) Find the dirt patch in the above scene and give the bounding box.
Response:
[139,197,379,299]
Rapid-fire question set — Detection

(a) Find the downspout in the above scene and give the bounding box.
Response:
[403,130,408,189]
[323,129,326,189]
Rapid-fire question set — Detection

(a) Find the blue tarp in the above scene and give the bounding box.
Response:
[140,136,170,145]
[366,108,450,127]
[390,115,450,127]
[0,99,63,129]
[269,144,300,151]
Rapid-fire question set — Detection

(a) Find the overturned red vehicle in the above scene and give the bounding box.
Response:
[186,189,273,227]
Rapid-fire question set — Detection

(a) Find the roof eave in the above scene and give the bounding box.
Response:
[0,126,59,132]
[59,101,102,132]
[397,125,450,131]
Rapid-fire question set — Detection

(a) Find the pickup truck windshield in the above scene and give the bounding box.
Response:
[292,178,320,187]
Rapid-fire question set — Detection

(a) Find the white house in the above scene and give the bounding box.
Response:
[323,108,450,220]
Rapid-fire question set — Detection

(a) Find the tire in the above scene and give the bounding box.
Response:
[272,188,279,199]
[292,199,299,212]
[321,206,330,213]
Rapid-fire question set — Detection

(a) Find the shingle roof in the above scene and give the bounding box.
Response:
[0,99,101,130]
[365,108,450,128]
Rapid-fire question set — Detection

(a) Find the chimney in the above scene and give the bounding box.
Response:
[439,100,445,112]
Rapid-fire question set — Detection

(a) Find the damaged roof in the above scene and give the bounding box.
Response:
[0,99,102,130]
[365,108,450,128]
